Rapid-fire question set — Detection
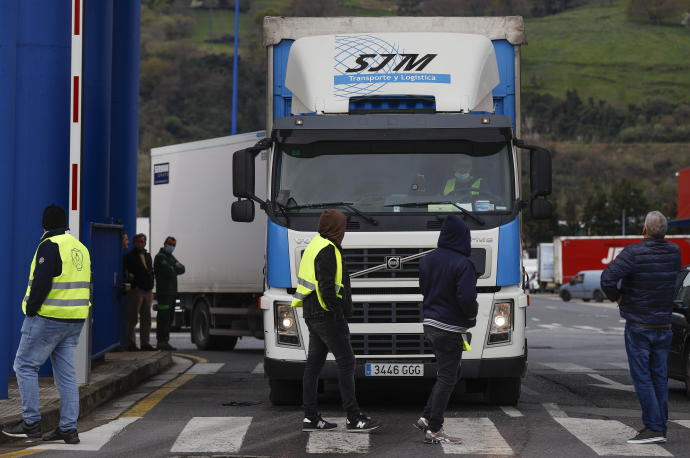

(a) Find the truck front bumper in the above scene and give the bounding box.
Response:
[264,355,526,380]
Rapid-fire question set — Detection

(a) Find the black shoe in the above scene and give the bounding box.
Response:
[302,414,337,432]
[42,427,80,444]
[346,413,381,433]
[2,420,41,439]
[157,342,177,351]
[140,344,156,351]
[627,428,666,444]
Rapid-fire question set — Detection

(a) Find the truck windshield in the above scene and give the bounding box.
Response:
[273,140,514,214]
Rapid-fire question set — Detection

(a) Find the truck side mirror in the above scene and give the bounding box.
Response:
[531,197,552,220]
[231,199,255,223]
[530,148,552,197]
[233,149,255,199]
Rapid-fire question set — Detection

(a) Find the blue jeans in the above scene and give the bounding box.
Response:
[624,321,672,435]
[13,316,84,430]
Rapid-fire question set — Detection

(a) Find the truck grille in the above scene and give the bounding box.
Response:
[349,302,421,323]
[343,248,427,279]
[350,334,432,356]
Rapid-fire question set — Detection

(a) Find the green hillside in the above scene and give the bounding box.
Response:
[523,0,690,106]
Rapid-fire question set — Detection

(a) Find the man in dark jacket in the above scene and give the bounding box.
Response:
[293,209,380,433]
[154,236,185,351]
[415,214,478,444]
[601,211,681,444]
[123,233,155,351]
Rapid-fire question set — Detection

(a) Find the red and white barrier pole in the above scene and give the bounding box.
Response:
[69,0,83,239]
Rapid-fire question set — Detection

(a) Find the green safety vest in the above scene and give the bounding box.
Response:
[443,177,482,196]
[22,233,91,319]
[291,235,343,311]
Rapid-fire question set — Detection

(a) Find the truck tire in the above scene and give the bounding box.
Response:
[192,300,218,350]
[560,290,571,302]
[593,290,604,303]
[485,377,521,406]
[269,378,302,406]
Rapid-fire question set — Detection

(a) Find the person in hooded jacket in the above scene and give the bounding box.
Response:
[414,214,478,444]
[292,209,380,433]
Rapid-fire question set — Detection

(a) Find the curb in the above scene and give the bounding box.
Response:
[0,351,173,443]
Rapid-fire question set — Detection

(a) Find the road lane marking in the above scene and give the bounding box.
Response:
[29,417,139,452]
[0,451,44,457]
[251,362,264,374]
[122,374,196,417]
[553,418,671,456]
[173,352,209,363]
[441,417,513,455]
[306,419,370,454]
[171,417,252,453]
[672,420,690,428]
[531,318,541,322]
[521,385,540,395]
[587,374,634,392]
[572,326,604,333]
[607,362,629,369]
[500,406,524,417]
[540,362,594,373]
[186,363,225,375]
[542,403,568,418]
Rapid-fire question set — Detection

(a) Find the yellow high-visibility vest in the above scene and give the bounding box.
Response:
[22,233,91,319]
[291,235,343,311]
[443,177,482,196]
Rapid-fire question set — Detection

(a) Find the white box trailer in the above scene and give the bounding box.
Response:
[150,131,267,349]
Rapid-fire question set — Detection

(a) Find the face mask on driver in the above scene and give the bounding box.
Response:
[164,245,175,254]
[454,171,471,181]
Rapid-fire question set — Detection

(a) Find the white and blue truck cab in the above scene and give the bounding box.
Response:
[232,17,552,405]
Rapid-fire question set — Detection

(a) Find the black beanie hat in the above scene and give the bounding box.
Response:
[42,205,67,231]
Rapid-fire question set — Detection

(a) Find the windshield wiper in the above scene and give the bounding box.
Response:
[285,201,378,226]
[384,201,485,226]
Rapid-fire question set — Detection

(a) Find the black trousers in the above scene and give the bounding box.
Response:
[422,325,464,432]
[156,294,175,344]
[303,315,360,418]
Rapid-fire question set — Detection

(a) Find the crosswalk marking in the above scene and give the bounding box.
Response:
[186,363,225,375]
[607,362,629,369]
[500,406,524,417]
[553,418,671,456]
[672,420,690,429]
[30,417,139,451]
[540,362,594,373]
[588,374,634,392]
[306,418,369,454]
[251,362,264,374]
[441,418,513,455]
[170,417,252,453]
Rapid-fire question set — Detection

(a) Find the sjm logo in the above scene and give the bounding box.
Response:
[345,53,437,73]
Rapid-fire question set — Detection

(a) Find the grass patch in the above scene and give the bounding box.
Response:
[523,0,690,105]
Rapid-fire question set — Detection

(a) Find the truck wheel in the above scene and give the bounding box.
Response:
[269,378,302,406]
[485,377,521,406]
[192,301,217,350]
[560,290,571,302]
[593,290,604,303]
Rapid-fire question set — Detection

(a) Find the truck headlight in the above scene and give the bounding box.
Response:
[275,302,301,347]
[488,300,513,345]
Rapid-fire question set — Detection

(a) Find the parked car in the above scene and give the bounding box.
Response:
[559,270,605,302]
[669,265,690,399]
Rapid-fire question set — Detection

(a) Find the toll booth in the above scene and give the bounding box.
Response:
[0,0,140,397]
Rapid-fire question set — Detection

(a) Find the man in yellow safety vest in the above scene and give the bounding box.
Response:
[292,209,380,433]
[442,155,482,198]
[2,205,90,445]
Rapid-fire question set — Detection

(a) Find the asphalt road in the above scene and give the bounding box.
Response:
[4,295,690,457]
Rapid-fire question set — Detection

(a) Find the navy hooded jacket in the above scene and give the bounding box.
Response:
[600,238,681,324]
[419,215,478,331]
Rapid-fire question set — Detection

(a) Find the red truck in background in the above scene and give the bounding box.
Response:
[553,236,690,286]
